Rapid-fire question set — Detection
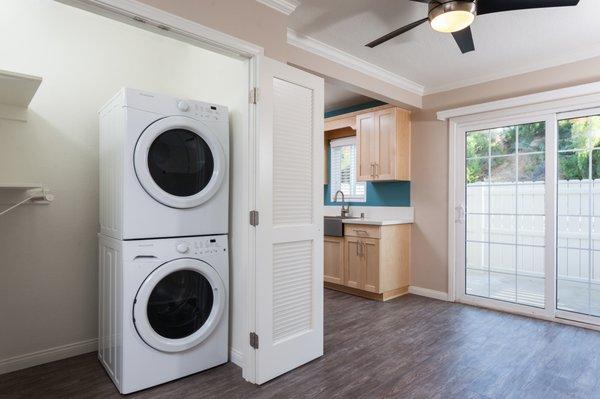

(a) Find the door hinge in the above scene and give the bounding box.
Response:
[250,332,259,349]
[249,87,259,104]
[249,210,259,226]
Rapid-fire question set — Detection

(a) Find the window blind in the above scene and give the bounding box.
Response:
[330,137,366,202]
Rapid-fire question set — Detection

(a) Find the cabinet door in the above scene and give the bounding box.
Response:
[363,238,380,293]
[356,113,375,181]
[374,108,397,181]
[324,236,344,284]
[345,237,364,289]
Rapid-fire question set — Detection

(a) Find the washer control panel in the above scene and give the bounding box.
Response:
[175,98,226,122]
[175,236,228,256]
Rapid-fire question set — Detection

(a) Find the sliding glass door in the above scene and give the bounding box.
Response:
[464,121,547,308]
[556,111,600,320]
[455,107,600,325]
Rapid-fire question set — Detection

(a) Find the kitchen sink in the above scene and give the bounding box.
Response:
[324,216,360,237]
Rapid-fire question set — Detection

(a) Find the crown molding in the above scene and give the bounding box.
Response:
[256,0,300,15]
[287,29,425,96]
[436,80,600,121]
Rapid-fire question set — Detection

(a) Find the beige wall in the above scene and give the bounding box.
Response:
[0,0,247,368]
[410,56,600,294]
[138,0,421,109]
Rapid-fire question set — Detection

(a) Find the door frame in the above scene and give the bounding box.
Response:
[56,0,263,382]
[445,81,600,331]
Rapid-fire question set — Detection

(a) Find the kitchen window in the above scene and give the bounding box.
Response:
[330,137,366,202]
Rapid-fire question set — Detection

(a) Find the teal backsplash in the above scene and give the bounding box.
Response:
[324,182,410,207]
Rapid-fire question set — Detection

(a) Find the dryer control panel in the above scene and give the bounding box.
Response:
[121,88,228,123]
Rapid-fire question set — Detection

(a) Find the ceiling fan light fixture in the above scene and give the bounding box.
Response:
[429,1,476,33]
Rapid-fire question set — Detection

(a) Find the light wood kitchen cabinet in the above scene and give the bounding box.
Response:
[356,107,411,182]
[324,236,344,284]
[324,223,410,301]
[356,112,376,181]
[344,236,363,289]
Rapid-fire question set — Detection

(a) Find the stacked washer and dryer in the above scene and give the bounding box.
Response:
[98,88,230,394]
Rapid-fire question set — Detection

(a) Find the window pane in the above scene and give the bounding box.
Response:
[517,276,544,308]
[466,130,489,158]
[466,214,488,242]
[518,122,545,153]
[559,118,589,151]
[490,126,516,155]
[466,158,489,183]
[330,140,366,202]
[490,272,516,302]
[466,269,489,297]
[519,153,545,182]
[558,151,589,180]
[490,155,516,183]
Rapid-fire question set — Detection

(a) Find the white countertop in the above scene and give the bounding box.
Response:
[340,218,413,226]
[324,206,414,226]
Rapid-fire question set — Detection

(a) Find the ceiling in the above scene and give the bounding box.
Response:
[290,0,600,93]
[324,81,372,112]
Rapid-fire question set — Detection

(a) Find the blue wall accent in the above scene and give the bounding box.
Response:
[324,181,410,207]
[324,100,387,119]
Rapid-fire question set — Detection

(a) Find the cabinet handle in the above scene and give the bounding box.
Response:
[370,163,375,178]
[353,229,369,236]
[375,163,379,178]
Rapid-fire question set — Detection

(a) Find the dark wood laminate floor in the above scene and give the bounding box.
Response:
[3,290,600,399]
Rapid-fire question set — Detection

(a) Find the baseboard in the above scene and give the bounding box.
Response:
[0,338,98,375]
[230,347,244,367]
[408,286,450,301]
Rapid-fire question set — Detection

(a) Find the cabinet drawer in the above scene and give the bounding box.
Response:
[344,224,381,239]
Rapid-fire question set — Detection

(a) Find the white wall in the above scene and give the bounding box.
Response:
[0,0,248,371]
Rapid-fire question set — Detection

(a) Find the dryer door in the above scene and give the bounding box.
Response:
[133,258,226,353]
[134,115,226,209]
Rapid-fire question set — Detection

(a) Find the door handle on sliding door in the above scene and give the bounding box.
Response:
[455,204,465,224]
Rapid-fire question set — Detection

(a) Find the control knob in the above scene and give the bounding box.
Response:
[176,243,189,253]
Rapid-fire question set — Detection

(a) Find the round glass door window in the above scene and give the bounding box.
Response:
[134,258,225,352]
[134,116,226,209]
[147,270,214,339]
[148,129,214,197]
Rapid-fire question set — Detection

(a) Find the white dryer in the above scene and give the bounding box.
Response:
[99,88,229,240]
[98,234,229,394]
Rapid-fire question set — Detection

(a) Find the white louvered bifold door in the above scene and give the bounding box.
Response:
[254,57,324,384]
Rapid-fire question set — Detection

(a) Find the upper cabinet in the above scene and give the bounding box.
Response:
[356,107,411,181]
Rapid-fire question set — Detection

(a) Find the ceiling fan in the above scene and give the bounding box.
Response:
[366,0,580,53]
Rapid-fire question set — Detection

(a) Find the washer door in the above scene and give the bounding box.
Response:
[133,258,226,353]
[134,116,226,209]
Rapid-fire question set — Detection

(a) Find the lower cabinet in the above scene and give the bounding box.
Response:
[324,224,410,301]
[324,236,344,285]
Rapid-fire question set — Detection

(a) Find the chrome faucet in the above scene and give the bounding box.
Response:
[334,190,350,218]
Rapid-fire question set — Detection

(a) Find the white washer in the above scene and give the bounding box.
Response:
[98,234,229,394]
[99,88,229,240]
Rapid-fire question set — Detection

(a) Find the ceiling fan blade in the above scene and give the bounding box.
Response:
[452,26,475,53]
[366,18,429,48]
[409,0,431,3]
[477,0,580,15]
